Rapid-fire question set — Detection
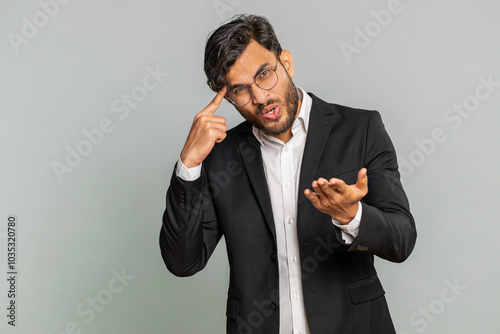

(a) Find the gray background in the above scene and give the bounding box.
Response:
[1,0,499,333]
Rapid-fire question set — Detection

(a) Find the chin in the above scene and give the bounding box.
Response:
[261,119,291,137]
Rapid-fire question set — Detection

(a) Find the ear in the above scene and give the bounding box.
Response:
[279,49,294,78]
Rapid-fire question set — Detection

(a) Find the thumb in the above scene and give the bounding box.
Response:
[355,168,368,193]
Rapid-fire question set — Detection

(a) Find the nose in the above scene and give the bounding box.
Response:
[250,83,270,105]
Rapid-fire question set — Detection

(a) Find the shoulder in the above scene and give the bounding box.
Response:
[308,92,381,121]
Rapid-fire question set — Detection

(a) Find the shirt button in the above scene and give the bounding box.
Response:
[287,218,293,225]
[284,182,290,189]
[294,293,299,300]
[291,255,297,262]
[284,146,289,152]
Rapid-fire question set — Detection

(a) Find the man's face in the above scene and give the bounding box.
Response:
[225,40,300,139]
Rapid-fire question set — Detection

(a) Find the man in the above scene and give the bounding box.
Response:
[160,14,416,334]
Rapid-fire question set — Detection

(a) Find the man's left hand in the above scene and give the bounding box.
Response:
[304,168,368,224]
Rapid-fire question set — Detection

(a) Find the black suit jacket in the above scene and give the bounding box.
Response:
[161,93,417,334]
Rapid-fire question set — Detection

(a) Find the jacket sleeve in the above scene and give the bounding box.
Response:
[348,111,417,263]
[159,164,223,276]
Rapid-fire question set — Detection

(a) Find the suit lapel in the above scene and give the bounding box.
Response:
[236,126,276,241]
[298,94,338,207]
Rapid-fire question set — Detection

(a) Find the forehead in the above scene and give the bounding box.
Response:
[225,40,276,85]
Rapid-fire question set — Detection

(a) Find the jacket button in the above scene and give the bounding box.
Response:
[269,302,278,311]
[270,253,277,262]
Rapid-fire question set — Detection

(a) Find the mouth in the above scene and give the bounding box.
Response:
[261,103,280,120]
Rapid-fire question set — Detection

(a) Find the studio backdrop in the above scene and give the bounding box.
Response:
[1,0,499,333]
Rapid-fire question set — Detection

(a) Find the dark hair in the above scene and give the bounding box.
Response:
[204,14,282,92]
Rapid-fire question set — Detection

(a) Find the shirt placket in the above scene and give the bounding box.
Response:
[281,141,307,334]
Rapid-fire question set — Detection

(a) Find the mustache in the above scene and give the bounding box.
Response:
[257,99,281,114]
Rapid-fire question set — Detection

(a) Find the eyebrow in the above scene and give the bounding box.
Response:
[228,62,270,91]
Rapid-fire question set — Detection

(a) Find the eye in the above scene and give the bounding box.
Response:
[259,69,271,79]
[232,86,247,95]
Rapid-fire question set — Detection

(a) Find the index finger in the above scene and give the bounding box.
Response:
[202,86,228,115]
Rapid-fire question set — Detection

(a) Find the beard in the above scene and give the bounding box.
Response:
[239,74,300,137]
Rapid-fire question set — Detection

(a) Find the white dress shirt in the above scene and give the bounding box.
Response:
[176,87,362,334]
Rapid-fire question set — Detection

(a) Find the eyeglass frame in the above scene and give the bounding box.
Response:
[226,59,280,107]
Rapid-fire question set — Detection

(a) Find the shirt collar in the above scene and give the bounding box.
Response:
[252,86,312,146]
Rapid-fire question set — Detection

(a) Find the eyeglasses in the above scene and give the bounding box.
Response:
[227,61,279,106]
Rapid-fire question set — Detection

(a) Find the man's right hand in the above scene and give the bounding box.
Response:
[179,87,228,169]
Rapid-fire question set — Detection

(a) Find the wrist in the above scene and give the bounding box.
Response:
[332,202,359,225]
[179,152,200,169]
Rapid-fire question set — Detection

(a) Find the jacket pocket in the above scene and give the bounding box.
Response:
[348,275,385,305]
[226,298,240,320]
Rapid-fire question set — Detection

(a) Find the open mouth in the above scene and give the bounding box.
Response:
[262,104,280,120]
